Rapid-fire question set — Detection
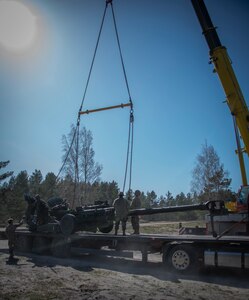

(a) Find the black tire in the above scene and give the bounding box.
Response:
[165,244,196,273]
[32,236,50,255]
[60,214,76,235]
[98,222,114,233]
[16,235,33,252]
[51,237,70,258]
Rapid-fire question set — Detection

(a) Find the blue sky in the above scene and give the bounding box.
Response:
[0,0,248,197]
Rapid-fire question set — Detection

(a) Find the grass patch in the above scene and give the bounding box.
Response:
[139,220,206,235]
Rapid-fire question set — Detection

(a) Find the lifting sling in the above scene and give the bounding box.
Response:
[56,0,135,206]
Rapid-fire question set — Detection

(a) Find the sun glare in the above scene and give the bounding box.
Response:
[0,0,37,52]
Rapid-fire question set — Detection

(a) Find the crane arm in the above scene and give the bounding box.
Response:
[191,0,249,185]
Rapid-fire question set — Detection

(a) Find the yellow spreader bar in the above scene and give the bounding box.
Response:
[79,102,132,115]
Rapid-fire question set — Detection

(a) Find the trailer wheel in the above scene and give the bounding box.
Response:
[16,235,33,252]
[60,214,76,235]
[51,237,70,258]
[32,236,50,255]
[165,245,196,273]
[98,222,114,233]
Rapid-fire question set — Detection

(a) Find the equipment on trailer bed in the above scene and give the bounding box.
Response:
[24,192,228,237]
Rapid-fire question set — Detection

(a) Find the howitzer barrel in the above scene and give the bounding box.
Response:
[128,204,207,216]
[128,201,227,216]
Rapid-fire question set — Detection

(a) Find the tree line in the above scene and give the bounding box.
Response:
[0,166,205,224]
[0,127,235,224]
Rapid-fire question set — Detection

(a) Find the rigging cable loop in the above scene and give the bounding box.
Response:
[122,108,134,193]
[128,111,134,192]
[122,114,131,192]
[72,123,80,207]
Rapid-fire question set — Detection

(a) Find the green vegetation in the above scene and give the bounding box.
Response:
[138,220,206,235]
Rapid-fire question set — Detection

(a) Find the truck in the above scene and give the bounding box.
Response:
[9,224,248,273]
[1,197,247,273]
[1,0,248,274]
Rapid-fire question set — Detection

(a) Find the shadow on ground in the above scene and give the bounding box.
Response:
[1,244,248,289]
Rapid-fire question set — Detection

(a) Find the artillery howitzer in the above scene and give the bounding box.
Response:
[52,200,115,235]
[53,199,227,235]
[24,195,114,234]
[24,194,227,236]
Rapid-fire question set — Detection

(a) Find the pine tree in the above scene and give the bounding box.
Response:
[0,160,13,184]
[29,169,43,196]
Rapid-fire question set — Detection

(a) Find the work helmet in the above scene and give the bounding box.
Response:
[135,190,141,196]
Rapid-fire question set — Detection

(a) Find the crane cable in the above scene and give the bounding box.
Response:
[56,1,109,184]
[109,0,134,193]
[73,1,109,206]
[122,109,134,194]
[57,0,134,202]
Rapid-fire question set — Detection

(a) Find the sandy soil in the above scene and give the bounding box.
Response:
[0,239,249,300]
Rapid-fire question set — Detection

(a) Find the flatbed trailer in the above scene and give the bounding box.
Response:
[2,228,248,273]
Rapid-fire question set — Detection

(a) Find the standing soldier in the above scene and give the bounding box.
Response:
[113,192,130,236]
[130,190,141,235]
[5,218,23,260]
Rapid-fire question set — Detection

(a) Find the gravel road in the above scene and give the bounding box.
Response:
[0,239,249,300]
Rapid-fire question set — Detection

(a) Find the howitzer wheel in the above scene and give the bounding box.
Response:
[98,222,114,233]
[60,214,76,235]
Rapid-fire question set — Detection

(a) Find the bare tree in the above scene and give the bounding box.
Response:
[62,125,102,205]
[79,127,102,185]
[191,142,231,202]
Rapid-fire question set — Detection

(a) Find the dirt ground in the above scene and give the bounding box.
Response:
[0,239,249,300]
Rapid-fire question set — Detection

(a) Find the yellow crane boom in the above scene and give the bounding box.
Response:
[191,0,249,185]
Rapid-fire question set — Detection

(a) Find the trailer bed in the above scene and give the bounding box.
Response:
[1,227,249,271]
[1,227,249,244]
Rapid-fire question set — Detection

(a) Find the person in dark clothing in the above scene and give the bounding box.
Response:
[130,190,141,234]
[5,218,23,260]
